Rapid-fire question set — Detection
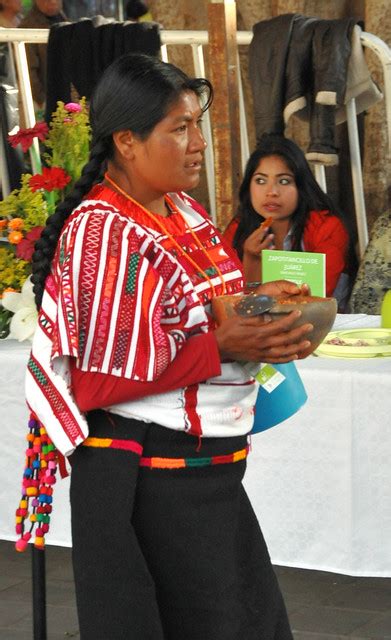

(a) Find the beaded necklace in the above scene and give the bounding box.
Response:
[104,172,227,296]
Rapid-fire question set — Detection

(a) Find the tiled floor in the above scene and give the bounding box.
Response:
[1,540,390,639]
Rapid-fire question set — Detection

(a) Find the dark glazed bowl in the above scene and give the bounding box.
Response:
[268,295,338,358]
[211,294,338,358]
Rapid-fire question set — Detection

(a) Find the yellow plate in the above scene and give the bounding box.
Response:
[314,328,391,358]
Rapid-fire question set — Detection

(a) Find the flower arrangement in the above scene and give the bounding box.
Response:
[0,100,91,340]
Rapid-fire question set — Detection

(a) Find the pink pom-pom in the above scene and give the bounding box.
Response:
[22,532,32,541]
[48,461,56,470]
[15,538,28,552]
[64,102,82,113]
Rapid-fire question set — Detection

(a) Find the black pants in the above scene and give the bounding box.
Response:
[70,410,293,640]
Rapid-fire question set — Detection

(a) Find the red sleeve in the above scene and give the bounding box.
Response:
[71,332,222,412]
[223,218,239,247]
[303,212,349,296]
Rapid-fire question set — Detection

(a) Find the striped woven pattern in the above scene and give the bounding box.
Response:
[139,447,248,469]
[82,437,143,456]
[82,437,248,469]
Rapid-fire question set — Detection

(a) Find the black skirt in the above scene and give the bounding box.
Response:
[70,409,293,640]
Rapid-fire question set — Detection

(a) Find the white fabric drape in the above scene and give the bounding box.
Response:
[1,314,390,576]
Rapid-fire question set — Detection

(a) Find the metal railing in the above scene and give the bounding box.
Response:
[1,27,391,254]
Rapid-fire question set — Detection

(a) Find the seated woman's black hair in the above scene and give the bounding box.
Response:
[232,134,358,288]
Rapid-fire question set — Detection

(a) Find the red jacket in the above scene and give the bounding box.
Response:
[223,210,349,297]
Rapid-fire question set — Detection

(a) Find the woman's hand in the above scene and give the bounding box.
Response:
[256,280,311,298]
[242,227,274,281]
[242,225,274,283]
[242,225,274,258]
[214,310,313,364]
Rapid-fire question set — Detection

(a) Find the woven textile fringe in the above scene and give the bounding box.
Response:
[15,414,58,552]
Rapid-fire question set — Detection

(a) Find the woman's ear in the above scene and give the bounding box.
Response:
[112,130,135,160]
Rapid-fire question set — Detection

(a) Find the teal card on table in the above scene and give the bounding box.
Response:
[262,249,326,297]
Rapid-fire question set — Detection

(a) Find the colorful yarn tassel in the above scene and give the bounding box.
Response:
[15,414,58,552]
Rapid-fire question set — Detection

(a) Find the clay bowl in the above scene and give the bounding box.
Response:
[267,295,337,357]
[211,294,337,358]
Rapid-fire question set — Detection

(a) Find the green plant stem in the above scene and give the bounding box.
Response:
[45,190,56,215]
[30,142,42,174]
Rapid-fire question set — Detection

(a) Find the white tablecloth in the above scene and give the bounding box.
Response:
[1,314,390,576]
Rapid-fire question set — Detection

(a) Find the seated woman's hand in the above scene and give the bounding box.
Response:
[243,225,274,258]
[214,310,313,364]
[242,227,275,283]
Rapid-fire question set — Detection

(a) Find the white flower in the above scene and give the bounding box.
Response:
[1,277,38,342]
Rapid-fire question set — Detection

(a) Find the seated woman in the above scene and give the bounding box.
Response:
[224,134,357,310]
[349,210,391,314]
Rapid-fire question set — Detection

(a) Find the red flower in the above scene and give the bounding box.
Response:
[16,226,44,261]
[8,122,49,153]
[32,122,49,142]
[29,167,71,192]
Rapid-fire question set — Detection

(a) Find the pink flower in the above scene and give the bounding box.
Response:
[8,122,49,153]
[16,226,44,261]
[64,102,82,113]
[29,167,71,192]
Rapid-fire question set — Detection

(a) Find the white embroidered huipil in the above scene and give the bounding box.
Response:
[26,187,258,456]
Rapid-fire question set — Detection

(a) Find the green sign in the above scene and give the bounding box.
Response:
[262,249,326,297]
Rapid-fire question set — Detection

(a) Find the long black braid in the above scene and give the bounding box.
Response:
[31,139,109,309]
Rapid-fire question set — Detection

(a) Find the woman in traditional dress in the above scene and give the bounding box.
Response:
[27,53,313,639]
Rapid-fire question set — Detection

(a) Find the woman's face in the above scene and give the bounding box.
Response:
[249,155,299,221]
[126,91,206,201]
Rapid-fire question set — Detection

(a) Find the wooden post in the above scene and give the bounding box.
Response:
[32,547,47,639]
[207,0,241,231]
[271,0,279,17]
